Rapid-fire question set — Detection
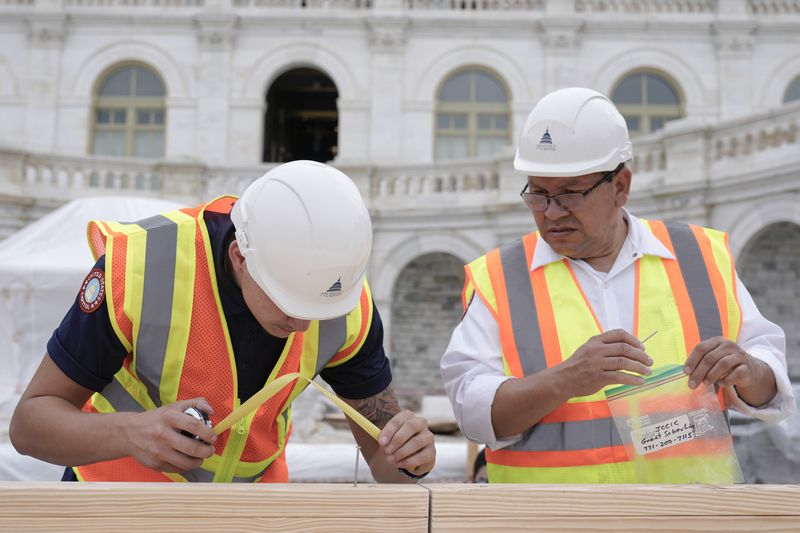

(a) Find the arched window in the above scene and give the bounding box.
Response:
[435,68,510,160]
[91,64,166,158]
[264,68,338,163]
[611,71,684,135]
[784,76,800,103]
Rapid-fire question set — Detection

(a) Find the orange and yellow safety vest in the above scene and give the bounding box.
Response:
[463,219,742,483]
[74,197,373,482]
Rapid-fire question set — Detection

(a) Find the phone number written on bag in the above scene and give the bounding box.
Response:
[631,414,695,455]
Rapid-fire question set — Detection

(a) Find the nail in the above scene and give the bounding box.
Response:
[688,380,696,389]
[683,366,691,374]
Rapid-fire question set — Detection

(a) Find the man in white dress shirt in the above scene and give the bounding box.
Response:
[440,87,795,483]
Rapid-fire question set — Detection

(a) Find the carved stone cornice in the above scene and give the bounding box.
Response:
[367,16,410,54]
[712,21,757,57]
[26,14,68,48]
[195,14,239,50]
[539,18,584,52]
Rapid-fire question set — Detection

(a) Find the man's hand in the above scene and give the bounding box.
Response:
[491,329,652,439]
[343,385,437,482]
[124,398,217,473]
[684,337,777,407]
[378,410,436,476]
[560,329,653,398]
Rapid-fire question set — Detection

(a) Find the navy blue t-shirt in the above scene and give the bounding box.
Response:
[47,210,392,404]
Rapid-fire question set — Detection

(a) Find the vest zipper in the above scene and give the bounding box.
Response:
[216,399,250,482]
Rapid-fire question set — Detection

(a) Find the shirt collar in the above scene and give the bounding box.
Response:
[530,208,675,271]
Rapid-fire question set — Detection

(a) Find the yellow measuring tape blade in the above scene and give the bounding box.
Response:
[213,372,381,440]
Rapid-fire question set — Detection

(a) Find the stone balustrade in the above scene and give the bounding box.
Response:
[404,0,542,11]
[3,0,798,14]
[574,0,717,14]
[23,157,162,195]
[748,0,800,15]
[65,0,203,6]
[2,101,799,220]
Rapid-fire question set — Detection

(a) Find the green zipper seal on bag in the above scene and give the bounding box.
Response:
[604,363,687,401]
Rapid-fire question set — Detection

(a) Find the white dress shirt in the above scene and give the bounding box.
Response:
[441,210,796,449]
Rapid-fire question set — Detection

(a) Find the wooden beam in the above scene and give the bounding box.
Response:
[428,484,800,532]
[4,482,799,533]
[0,482,429,533]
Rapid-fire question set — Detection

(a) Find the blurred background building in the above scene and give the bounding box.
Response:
[0,0,799,481]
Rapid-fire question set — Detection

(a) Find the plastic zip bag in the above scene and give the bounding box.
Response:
[605,364,744,484]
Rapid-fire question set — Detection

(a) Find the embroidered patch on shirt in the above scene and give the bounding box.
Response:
[78,268,105,314]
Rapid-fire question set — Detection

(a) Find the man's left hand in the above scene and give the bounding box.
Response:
[377,410,436,476]
[684,337,759,389]
[684,337,777,407]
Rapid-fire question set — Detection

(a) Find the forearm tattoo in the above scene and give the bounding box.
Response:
[352,386,401,429]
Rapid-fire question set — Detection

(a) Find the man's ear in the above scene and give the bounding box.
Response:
[228,239,246,273]
[614,166,632,207]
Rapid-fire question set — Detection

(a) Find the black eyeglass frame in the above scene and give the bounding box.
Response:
[520,163,625,212]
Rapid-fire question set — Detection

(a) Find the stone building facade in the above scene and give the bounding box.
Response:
[1,0,800,401]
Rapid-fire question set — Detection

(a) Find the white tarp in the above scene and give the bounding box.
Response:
[0,196,184,426]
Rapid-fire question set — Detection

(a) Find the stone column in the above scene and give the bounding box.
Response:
[25,8,67,153]
[540,2,583,93]
[194,10,238,165]
[366,0,408,162]
[713,0,756,120]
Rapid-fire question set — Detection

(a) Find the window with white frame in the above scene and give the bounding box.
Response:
[435,68,510,160]
[784,76,800,103]
[611,71,684,135]
[91,64,166,158]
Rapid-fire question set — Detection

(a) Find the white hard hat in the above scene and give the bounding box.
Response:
[514,87,633,177]
[230,160,373,321]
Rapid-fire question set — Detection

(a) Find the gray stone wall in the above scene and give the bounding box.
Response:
[390,253,465,403]
[738,222,800,379]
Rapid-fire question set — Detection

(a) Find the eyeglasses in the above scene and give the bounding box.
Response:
[520,163,624,212]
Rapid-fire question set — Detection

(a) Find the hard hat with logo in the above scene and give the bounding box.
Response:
[230,160,373,321]
[514,87,633,177]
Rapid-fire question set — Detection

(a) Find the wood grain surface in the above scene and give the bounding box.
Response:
[0,482,428,533]
[3,482,799,533]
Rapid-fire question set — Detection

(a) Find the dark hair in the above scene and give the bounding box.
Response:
[472,448,486,477]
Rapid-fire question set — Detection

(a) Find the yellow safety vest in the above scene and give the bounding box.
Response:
[74,197,373,482]
[463,219,742,483]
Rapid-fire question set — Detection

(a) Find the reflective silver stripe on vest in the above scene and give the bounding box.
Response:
[499,238,547,375]
[100,378,146,413]
[664,222,724,340]
[182,462,274,483]
[133,215,179,407]
[315,316,348,376]
[182,468,215,482]
[507,417,622,452]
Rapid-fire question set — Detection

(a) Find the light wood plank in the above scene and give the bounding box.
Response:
[0,517,426,533]
[432,516,800,533]
[426,484,800,517]
[0,482,428,519]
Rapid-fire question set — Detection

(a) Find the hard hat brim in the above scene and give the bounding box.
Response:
[514,149,626,178]
[248,259,365,321]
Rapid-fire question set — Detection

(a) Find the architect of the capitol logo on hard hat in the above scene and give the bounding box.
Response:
[321,277,343,297]
[536,128,556,151]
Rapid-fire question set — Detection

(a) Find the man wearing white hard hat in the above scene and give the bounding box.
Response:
[11,160,436,483]
[441,88,794,483]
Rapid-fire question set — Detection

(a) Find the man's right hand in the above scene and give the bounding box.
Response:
[560,329,653,398]
[124,398,217,473]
